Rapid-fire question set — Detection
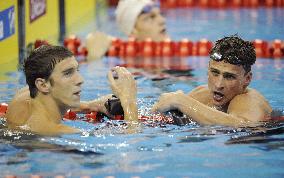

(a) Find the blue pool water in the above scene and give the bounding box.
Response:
[1,7,284,177]
[101,7,284,41]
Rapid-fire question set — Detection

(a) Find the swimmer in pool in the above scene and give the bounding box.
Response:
[5,45,137,135]
[152,35,272,127]
[86,0,168,60]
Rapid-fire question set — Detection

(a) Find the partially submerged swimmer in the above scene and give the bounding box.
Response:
[86,0,168,60]
[152,35,272,127]
[116,0,168,42]
[5,45,137,135]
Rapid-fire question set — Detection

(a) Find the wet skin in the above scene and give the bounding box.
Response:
[6,57,137,135]
[48,56,84,111]
[207,60,252,111]
[132,7,168,42]
[5,57,83,135]
[152,60,272,126]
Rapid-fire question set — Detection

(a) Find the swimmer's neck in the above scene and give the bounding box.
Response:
[31,93,66,123]
[212,103,229,113]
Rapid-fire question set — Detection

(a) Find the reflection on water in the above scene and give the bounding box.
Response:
[226,121,284,146]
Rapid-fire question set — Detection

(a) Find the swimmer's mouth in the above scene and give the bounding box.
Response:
[161,28,166,34]
[73,91,81,96]
[213,91,224,102]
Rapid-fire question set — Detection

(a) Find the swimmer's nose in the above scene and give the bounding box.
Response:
[215,76,225,90]
[76,72,84,86]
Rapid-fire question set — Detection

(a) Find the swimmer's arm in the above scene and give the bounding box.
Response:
[107,67,138,121]
[85,31,112,61]
[73,94,114,114]
[179,93,272,127]
[177,96,248,126]
[187,86,268,125]
[120,98,138,121]
[152,91,250,127]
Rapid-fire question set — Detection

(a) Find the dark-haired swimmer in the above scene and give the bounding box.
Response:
[152,35,272,127]
[6,45,137,135]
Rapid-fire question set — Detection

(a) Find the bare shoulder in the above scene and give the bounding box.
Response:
[228,88,272,121]
[231,88,271,108]
[188,85,208,95]
[188,85,210,104]
[6,87,32,126]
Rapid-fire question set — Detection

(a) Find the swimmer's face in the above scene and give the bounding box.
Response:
[132,7,168,42]
[48,57,84,109]
[207,60,252,108]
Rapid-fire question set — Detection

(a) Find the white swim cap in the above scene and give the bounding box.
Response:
[116,0,154,36]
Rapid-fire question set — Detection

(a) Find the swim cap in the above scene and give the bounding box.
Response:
[115,0,154,36]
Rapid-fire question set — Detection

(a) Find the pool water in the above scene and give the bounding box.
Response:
[1,7,284,177]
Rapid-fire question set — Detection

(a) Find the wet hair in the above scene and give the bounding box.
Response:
[23,45,73,98]
[209,35,256,73]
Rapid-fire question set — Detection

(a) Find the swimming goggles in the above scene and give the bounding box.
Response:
[210,52,243,65]
[141,2,160,14]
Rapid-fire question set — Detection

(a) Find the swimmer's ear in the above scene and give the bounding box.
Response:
[244,72,252,88]
[35,78,51,94]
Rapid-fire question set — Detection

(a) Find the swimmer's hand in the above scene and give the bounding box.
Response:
[108,66,138,121]
[108,66,137,102]
[151,90,187,113]
[86,31,112,60]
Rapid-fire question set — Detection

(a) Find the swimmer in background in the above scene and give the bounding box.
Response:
[5,45,137,135]
[152,35,272,127]
[86,0,168,60]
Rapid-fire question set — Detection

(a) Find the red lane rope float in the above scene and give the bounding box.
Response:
[63,35,88,62]
[0,103,8,118]
[105,38,284,59]
[270,39,284,58]
[106,38,211,58]
[113,56,193,71]
[30,37,284,61]
[253,39,269,58]
[253,39,284,58]
[195,39,213,56]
